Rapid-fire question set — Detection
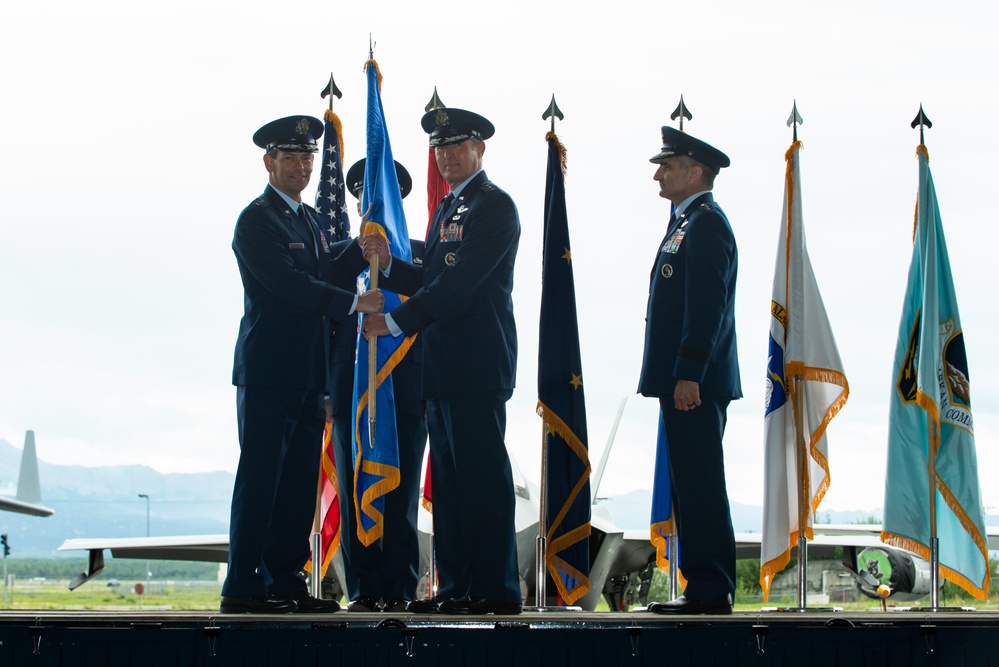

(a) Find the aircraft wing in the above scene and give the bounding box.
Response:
[0,430,55,517]
[0,496,55,517]
[57,534,229,590]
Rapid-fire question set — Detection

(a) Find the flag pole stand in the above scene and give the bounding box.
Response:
[310,467,324,599]
[774,376,839,613]
[668,523,679,601]
[523,422,581,612]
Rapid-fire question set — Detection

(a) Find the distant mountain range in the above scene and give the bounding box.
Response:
[4,435,992,559]
[0,437,232,557]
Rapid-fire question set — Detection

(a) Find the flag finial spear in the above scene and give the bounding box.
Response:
[911,104,933,146]
[671,95,692,132]
[787,100,804,142]
[542,94,564,133]
[425,87,446,112]
[368,33,376,60]
[320,73,342,112]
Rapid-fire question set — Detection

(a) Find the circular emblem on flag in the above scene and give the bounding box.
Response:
[661,263,673,278]
[445,252,456,266]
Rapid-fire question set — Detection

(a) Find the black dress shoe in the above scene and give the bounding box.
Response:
[382,598,409,613]
[406,597,442,613]
[278,592,340,613]
[220,595,297,614]
[347,596,380,612]
[647,594,733,615]
[438,596,522,615]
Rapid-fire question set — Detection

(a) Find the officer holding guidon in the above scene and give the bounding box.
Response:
[362,108,522,615]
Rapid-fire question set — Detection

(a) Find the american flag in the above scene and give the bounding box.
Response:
[315,109,351,242]
[304,108,350,580]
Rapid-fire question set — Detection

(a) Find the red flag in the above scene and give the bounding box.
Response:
[421,459,433,513]
[420,145,448,511]
[426,147,449,236]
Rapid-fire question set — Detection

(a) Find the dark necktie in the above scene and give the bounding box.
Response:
[298,205,319,257]
[438,193,454,223]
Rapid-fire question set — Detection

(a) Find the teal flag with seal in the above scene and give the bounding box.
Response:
[882,144,989,600]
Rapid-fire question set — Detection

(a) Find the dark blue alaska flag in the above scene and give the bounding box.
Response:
[315,109,350,243]
[537,132,591,605]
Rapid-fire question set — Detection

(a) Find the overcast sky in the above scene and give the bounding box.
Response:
[2,0,998,516]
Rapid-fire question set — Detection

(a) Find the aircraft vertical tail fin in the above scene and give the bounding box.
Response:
[15,430,45,505]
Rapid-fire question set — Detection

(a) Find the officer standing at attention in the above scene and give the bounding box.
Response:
[223,116,382,614]
[330,158,428,613]
[362,108,522,615]
[639,126,742,615]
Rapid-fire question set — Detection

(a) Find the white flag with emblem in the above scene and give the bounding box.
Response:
[760,141,849,602]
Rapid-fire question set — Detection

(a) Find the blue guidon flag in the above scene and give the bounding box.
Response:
[351,59,415,546]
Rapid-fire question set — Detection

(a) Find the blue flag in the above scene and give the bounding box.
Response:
[351,59,414,546]
[314,110,350,243]
[882,144,989,600]
[649,410,682,580]
[537,132,591,605]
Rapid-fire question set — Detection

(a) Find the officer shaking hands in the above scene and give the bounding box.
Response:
[223,115,381,614]
[361,108,523,616]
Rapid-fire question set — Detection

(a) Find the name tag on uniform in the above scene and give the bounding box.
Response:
[661,229,686,254]
[440,222,463,243]
[288,242,306,249]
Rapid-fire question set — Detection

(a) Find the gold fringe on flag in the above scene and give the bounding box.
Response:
[324,109,345,164]
[546,131,568,178]
[363,59,383,93]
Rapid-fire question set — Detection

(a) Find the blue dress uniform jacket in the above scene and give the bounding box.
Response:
[225,184,366,600]
[638,192,742,401]
[638,191,741,603]
[381,170,522,606]
[232,185,365,392]
[382,171,519,398]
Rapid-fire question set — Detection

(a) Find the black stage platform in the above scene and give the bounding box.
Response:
[2,609,999,666]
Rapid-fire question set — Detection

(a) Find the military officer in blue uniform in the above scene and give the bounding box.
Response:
[362,108,522,615]
[223,116,382,614]
[329,159,428,613]
[639,126,742,615]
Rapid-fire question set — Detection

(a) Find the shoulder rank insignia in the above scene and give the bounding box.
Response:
[481,182,496,192]
[699,202,716,212]
[253,197,269,207]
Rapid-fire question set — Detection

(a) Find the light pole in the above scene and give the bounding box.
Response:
[138,494,150,594]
